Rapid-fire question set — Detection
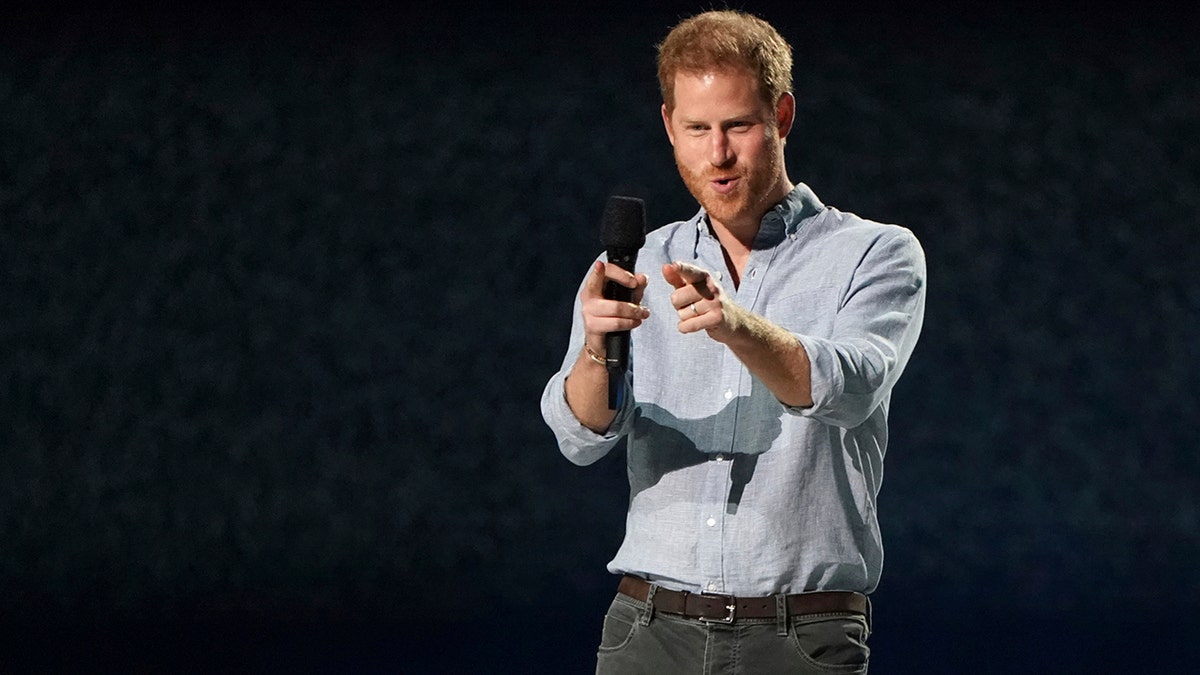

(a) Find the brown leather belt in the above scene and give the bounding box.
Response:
[617,575,868,624]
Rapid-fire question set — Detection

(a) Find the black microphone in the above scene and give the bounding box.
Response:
[600,195,646,409]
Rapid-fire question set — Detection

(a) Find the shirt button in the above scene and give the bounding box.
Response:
[707,582,718,592]
[715,454,725,462]
[715,271,723,280]
[706,517,716,527]
[723,389,733,400]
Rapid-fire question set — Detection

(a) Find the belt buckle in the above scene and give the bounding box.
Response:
[697,593,736,624]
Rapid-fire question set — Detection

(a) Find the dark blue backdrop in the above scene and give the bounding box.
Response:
[2,1,1197,671]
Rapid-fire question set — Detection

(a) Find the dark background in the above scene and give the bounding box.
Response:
[3,1,1198,672]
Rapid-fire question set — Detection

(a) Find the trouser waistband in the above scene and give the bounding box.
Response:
[617,575,869,624]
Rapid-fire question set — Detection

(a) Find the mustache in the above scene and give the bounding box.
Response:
[677,161,746,182]
[703,171,744,181]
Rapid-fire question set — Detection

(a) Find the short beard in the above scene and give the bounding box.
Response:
[675,128,782,232]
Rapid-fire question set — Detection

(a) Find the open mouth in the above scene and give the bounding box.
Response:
[710,176,739,194]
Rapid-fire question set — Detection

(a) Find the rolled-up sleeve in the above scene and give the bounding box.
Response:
[790,229,926,429]
[540,267,636,466]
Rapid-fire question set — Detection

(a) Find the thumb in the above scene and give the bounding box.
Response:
[662,262,687,289]
[583,260,607,297]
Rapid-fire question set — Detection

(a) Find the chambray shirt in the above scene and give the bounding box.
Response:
[541,184,926,597]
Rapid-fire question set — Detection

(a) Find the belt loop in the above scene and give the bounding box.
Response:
[864,595,873,635]
[639,583,658,626]
[774,593,788,637]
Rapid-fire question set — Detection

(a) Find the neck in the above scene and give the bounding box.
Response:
[707,176,794,288]
[709,176,794,248]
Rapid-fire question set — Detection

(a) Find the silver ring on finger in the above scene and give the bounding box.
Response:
[690,303,700,316]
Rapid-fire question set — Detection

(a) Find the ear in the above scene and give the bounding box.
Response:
[661,103,676,146]
[776,92,795,139]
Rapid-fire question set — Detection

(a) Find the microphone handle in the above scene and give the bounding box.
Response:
[604,281,632,368]
[603,257,636,410]
[604,281,632,409]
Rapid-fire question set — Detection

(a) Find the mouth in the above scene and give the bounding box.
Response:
[709,176,740,195]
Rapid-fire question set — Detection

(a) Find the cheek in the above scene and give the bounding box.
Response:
[739,136,768,158]
[676,144,709,170]
[679,137,708,156]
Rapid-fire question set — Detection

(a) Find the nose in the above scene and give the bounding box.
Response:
[709,130,733,167]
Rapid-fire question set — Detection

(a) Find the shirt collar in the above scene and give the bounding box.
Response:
[691,183,826,250]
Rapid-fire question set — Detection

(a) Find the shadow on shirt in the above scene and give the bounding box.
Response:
[627,379,784,515]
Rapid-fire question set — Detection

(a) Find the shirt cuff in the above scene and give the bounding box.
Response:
[785,333,844,418]
[540,367,629,465]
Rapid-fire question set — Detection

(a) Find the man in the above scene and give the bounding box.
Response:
[541,10,925,673]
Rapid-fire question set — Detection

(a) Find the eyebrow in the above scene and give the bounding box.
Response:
[679,114,761,126]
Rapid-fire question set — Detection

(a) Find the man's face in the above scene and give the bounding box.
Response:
[662,68,791,233]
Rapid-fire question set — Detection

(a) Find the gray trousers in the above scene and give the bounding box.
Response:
[595,592,871,674]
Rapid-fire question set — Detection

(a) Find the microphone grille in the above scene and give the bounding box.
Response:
[600,195,646,249]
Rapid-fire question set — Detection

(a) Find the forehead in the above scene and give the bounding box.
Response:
[670,68,766,115]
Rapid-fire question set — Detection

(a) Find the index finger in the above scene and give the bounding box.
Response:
[674,261,709,284]
[673,261,716,300]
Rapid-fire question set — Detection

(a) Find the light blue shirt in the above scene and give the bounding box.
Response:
[541,184,926,596]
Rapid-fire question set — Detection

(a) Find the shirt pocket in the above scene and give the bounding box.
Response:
[761,285,841,337]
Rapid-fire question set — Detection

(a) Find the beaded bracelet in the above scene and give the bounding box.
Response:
[584,344,607,366]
